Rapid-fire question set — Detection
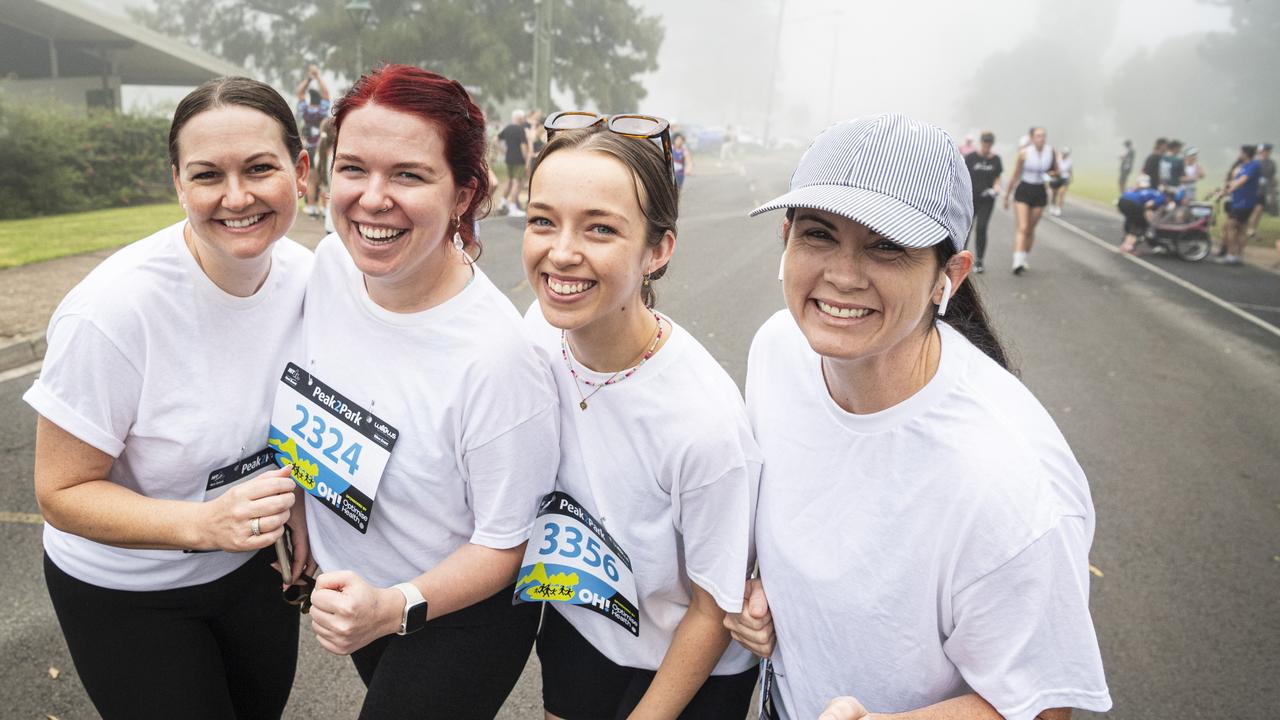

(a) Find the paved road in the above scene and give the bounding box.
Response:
[2,154,1278,718]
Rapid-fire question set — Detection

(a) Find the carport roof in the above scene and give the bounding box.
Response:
[1,0,249,85]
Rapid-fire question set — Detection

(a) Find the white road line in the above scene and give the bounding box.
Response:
[1232,301,1280,313]
[0,359,41,385]
[0,511,43,525]
[1046,215,1280,340]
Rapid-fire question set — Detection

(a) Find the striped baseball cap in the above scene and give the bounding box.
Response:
[750,113,973,251]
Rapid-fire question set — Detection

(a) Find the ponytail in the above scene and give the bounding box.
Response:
[933,242,1011,371]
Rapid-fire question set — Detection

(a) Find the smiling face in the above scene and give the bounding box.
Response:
[522,148,672,335]
[782,209,951,363]
[171,105,307,263]
[330,103,474,302]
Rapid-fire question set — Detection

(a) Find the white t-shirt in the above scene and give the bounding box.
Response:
[24,221,313,591]
[302,235,558,588]
[524,304,760,675]
[747,311,1111,720]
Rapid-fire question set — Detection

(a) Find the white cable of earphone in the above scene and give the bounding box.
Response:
[937,274,953,317]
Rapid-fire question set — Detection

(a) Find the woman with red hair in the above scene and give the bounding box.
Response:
[293,64,559,717]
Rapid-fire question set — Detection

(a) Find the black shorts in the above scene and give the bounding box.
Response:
[506,162,527,179]
[1014,182,1049,207]
[1117,198,1149,234]
[537,607,757,719]
[351,584,538,719]
[1228,204,1255,224]
[1049,176,1070,189]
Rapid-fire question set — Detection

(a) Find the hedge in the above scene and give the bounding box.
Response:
[0,96,172,219]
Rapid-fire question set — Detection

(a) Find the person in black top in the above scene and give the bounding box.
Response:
[1118,139,1135,194]
[965,132,1003,273]
[498,110,530,216]
[1141,138,1166,188]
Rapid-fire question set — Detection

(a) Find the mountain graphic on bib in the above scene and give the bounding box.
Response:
[267,436,320,490]
[518,562,579,601]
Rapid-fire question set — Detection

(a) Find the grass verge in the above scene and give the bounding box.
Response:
[0,203,185,269]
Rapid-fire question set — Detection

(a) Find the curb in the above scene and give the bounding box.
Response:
[0,333,45,375]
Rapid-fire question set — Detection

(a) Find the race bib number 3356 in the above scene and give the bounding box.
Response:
[514,491,640,636]
[268,363,398,533]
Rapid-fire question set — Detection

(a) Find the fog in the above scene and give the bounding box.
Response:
[100,0,1270,173]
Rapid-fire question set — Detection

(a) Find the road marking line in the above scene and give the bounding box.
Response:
[0,359,42,385]
[0,511,44,525]
[1047,216,1280,341]
[1232,301,1280,313]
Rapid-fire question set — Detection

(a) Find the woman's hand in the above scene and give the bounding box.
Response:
[195,467,295,552]
[722,577,775,657]
[308,570,403,656]
[820,696,870,720]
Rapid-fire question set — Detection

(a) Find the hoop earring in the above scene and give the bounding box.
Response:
[643,273,651,288]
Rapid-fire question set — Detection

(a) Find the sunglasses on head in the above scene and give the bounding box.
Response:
[544,111,676,187]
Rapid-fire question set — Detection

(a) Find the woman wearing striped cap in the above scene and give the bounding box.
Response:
[725,114,1111,720]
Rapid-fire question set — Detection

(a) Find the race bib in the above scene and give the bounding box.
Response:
[267,362,398,533]
[514,491,641,636]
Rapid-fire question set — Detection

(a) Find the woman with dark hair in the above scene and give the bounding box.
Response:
[292,64,558,718]
[25,76,313,718]
[724,114,1110,720]
[1003,126,1057,274]
[519,114,759,718]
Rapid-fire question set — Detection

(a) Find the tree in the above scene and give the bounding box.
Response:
[1196,0,1280,144]
[130,0,662,110]
[956,3,1119,150]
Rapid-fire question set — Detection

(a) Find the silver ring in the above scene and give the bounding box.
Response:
[250,517,261,536]
[376,203,392,214]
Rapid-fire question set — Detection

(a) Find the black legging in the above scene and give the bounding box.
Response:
[44,549,299,720]
[970,194,995,263]
[350,584,539,719]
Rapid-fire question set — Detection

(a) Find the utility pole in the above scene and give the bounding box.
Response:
[531,0,554,111]
[762,0,786,148]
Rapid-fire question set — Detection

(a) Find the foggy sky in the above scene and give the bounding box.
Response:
[100,0,1241,165]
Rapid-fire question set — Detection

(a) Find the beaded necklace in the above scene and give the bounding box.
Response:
[561,309,663,410]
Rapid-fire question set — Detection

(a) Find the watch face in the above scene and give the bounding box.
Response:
[405,601,429,634]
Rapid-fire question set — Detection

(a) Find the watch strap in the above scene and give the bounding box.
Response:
[392,582,428,635]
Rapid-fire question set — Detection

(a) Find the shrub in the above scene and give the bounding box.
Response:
[0,96,172,219]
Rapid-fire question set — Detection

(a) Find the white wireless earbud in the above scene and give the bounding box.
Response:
[777,253,786,282]
[937,274,954,317]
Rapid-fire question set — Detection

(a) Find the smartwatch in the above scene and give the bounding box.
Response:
[392,582,429,635]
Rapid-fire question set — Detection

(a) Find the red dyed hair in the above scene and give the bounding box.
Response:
[333,64,491,252]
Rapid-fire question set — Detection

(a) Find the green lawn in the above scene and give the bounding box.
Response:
[1069,168,1280,247]
[0,203,185,269]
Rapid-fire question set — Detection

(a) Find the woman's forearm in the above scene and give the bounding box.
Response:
[40,479,206,550]
[629,584,731,720]
[412,542,525,620]
[869,693,1070,720]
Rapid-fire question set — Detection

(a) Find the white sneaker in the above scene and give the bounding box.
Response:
[508,207,526,217]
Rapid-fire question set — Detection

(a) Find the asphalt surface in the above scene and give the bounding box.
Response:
[2,153,1278,718]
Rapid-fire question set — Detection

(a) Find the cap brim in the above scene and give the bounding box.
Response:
[750,184,950,249]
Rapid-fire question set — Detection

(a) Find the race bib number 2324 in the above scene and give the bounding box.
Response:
[267,363,398,533]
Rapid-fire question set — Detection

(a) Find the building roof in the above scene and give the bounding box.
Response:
[1,0,249,85]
